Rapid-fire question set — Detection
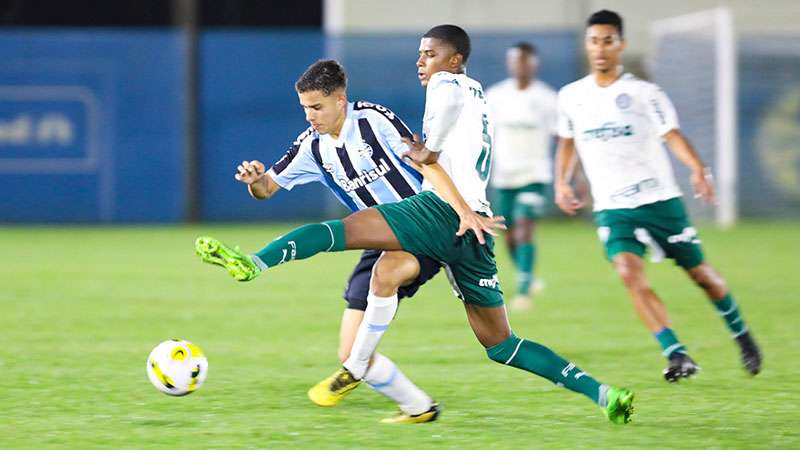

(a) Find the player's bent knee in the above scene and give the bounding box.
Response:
[371,253,419,293]
[688,263,728,298]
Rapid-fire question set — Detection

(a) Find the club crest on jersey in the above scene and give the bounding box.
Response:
[616,93,632,110]
[358,140,373,158]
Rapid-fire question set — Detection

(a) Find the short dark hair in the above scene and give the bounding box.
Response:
[510,42,537,55]
[295,59,347,95]
[423,24,471,64]
[587,10,624,37]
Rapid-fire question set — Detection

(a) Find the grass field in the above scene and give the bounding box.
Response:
[1,220,798,449]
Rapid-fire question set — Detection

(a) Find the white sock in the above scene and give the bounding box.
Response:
[364,353,433,416]
[343,292,397,379]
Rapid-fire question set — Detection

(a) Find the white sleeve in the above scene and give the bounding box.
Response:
[266,131,323,190]
[556,89,574,138]
[423,76,465,153]
[645,83,680,136]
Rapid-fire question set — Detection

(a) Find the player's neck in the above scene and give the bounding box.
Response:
[592,66,623,87]
[329,108,348,140]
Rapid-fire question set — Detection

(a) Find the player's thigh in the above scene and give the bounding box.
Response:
[370,251,421,296]
[595,211,646,262]
[338,308,365,362]
[645,199,705,269]
[463,302,512,348]
[444,234,505,310]
[343,208,403,250]
[612,251,650,290]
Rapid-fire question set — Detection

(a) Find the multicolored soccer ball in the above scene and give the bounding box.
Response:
[146,339,208,396]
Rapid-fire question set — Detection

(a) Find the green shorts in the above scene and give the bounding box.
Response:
[490,183,548,222]
[375,191,504,307]
[593,197,705,269]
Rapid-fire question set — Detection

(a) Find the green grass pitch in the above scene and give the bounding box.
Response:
[1,220,798,449]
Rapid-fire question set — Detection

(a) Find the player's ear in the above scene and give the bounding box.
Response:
[450,53,462,71]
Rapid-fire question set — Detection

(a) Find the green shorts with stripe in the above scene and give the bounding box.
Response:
[593,197,704,269]
[375,191,504,307]
[490,183,549,222]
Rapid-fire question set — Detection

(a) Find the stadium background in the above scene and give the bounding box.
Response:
[1,0,798,223]
[1,1,799,449]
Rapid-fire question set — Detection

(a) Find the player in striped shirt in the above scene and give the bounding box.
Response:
[229,60,442,421]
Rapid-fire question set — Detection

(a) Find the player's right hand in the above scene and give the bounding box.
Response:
[456,211,506,245]
[234,160,266,185]
[555,184,584,216]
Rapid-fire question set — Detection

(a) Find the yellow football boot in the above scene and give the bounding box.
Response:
[381,402,441,424]
[308,367,361,406]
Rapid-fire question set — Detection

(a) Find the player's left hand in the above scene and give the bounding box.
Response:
[401,133,438,165]
[456,211,506,245]
[691,169,717,204]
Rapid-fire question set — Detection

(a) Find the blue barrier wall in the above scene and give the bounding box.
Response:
[0,30,187,223]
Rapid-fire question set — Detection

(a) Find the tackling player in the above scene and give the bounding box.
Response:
[554,10,761,382]
[486,42,558,310]
[196,25,635,424]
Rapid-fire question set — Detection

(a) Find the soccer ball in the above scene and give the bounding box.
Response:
[146,339,208,396]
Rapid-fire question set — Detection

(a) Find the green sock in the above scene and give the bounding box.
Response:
[514,242,535,295]
[487,334,607,406]
[713,293,748,337]
[253,220,346,268]
[654,328,686,358]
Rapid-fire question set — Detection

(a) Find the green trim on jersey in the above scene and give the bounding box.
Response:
[375,191,504,307]
[593,197,704,269]
[490,183,549,222]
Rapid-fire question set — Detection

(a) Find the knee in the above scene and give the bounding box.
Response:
[614,256,648,293]
[371,253,419,292]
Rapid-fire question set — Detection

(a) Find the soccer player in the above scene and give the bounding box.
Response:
[197,24,635,424]
[554,10,762,382]
[486,42,558,310]
[230,59,445,422]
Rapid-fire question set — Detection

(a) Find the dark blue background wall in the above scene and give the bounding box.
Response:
[0,30,186,223]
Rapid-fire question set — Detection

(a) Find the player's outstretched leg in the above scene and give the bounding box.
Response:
[466,303,634,424]
[195,209,402,281]
[686,263,762,375]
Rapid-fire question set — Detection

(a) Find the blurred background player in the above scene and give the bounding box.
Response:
[231,59,441,420]
[486,42,557,310]
[555,10,762,382]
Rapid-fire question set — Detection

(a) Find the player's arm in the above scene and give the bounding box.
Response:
[234,160,281,200]
[663,130,716,204]
[554,137,584,215]
[646,83,716,204]
[553,88,584,215]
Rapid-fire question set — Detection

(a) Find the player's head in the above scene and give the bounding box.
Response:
[506,42,538,83]
[295,59,348,135]
[417,24,471,86]
[585,10,626,74]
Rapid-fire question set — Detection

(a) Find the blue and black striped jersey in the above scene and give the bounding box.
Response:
[267,101,422,211]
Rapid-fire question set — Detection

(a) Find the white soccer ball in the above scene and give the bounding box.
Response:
[146,339,208,396]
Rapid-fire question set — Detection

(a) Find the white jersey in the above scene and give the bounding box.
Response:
[557,73,682,211]
[422,71,493,214]
[486,78,557,188]
[268,101,422,212]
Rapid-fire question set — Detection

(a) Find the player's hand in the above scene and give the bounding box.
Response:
[401,133,438,165]
[456,211,506,245]
[555,183,584,216]
[234,160,266,185]
[691,169,717,205]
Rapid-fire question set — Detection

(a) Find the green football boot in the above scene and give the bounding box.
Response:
[605,387,635,424]
[195,236,260,281]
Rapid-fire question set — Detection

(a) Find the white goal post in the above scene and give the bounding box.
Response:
[650,8,737,227]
